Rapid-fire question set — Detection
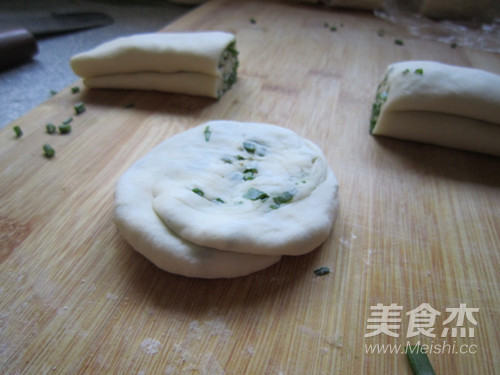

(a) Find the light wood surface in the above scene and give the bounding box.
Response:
[1,1,499,373]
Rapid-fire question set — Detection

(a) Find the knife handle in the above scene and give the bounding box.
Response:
[0,28,38,71]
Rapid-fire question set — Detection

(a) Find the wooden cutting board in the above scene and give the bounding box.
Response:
[1,0,499,373]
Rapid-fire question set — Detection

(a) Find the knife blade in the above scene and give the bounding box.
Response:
[0,12,113,70]
[0,11,114,36]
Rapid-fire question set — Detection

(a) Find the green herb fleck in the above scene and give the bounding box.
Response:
[330,26,337,32]
[192,188,204,197]
[314,266,330,276]
[394,39,404,46]
[402,68,410,75]
[236,155,245,160]
[214,198,225,203]
[272,191,294,206]
[377,29,385,37]
[243,188,269,201]
[221,156,233,164]
[71,86,80,94]
[414,68,424,75]
[50,90,58,96]
[63,117,73,124]
[243,141,256,154]
[450,42,457,49]
[324,22,329,28]
[250,18,256,24]
[46,123,56,134]
[43,144,55,158]
[406,345,435,375]
[204,126,211,142]
[74,102,86,115]
[13,125,23,138]
[58,122,71,134]
[243,168,258,181]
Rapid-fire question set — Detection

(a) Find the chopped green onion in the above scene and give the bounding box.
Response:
[314,266,330,276]
[243,141,256,154]
[50,90,58,96]
[330,26,337,32]
[74,102,86,115]
[13,125,23,137]
[63,117,73,124]
[43,144,55,158]
[402,69,410,75]
[71,86,80,94]
[236,155,245,160]
[243,188,269,201]
[221,156,233,164]
[58,122,71,134]
[272,191,294,206]
[250,18,256,24]
[46,123,56,134]
[324,22,329,28]
[394,39,404,46]
[243,168,258,181]
[214,198,225,203]
[192,188,204,197]
[377,29,385,37]
[406,345,435,375]
[204,126,211,142]
[414,68,424,75]
[450,42,457,49]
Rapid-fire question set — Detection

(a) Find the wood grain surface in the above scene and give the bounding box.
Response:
[1,0,499,373]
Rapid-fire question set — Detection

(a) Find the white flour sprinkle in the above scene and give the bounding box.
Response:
[141,338,161,355]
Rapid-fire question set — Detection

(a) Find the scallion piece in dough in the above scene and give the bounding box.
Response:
[204,126,211,142]
[402,69,410,75]
[43,144,55,158]
[406,345,435,375]
[74,102,86,115]
[243,141,256,154]
[71,86,80,94]
[46,123,56,134]
[414,68,424,75]
[243,188,269,201]
[192,188,204,197]
[314,266,330,276]
[63,117,73,125]
[273,192,294,206]
[394,39,404,46]
[13,125,23,137]
[243,168,258,181]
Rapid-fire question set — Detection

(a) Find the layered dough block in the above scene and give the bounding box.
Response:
[370,61,500,157]
[114,121,339,278]
[70,31,238,98]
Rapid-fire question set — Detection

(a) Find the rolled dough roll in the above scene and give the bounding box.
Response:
[70,31,238,98]
[370,61,500,156]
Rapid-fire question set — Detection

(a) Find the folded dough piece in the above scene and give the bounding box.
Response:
[370,61,500,156]
[70,31,238,98]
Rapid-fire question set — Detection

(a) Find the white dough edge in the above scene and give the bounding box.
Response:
[372,60,500,157]
[70,31,235,78]
[83,71,221,98]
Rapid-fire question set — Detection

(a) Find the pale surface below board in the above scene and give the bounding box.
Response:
[1,0,499,374]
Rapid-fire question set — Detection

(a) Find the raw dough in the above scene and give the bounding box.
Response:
[114,121,339,278]
[152,121,339,256]
[370,61,500,156]
[70,31,238,98]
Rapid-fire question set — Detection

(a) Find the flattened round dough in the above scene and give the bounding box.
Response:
[151,121,339,256]
[114,121,338,278]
